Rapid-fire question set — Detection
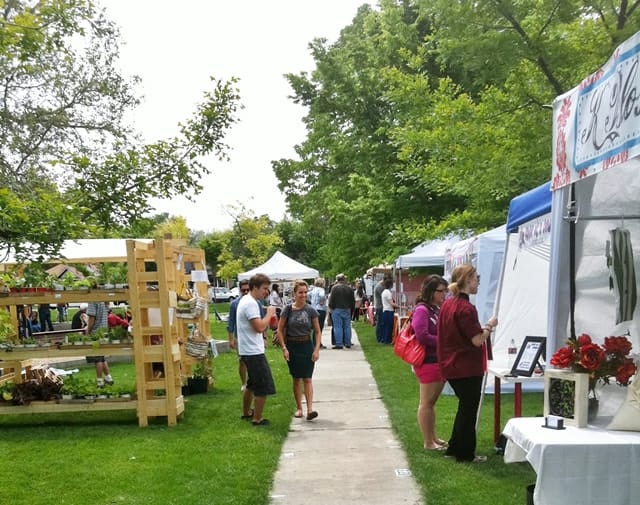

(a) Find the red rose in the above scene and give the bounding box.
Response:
[579,343,605,372]
[604,336,633,356]
[550,346,576,368]
[577,333,592,346]
[615,358,637,386]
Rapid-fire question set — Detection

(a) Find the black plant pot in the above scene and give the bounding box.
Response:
[187,377,209,395]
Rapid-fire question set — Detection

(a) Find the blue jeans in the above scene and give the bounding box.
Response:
[382,310,394,344]
[331,308,352,347]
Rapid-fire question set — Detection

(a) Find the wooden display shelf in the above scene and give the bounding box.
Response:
[0,399,137,415]
[1,345,133,361]
[0,238,207,426]
[2,289,129,305]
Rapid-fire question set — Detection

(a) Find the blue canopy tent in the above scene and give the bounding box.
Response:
[506,181,552,233]
[492,182,552,367]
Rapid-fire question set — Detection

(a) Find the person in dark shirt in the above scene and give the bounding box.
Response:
[71,303,88,329]
[328,274,355,349]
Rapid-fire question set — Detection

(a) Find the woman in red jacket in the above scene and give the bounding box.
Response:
[437,264,497,463]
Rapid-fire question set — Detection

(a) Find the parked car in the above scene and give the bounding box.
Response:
[208,286,233,302]
[229,287,240,300]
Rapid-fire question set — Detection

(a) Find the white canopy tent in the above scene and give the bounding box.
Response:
[548,31,640,356]
[393,236,461,311]
[395,236,461,269]
[237,251,319,281]
[444,225,506,329]
[1,239,153,265]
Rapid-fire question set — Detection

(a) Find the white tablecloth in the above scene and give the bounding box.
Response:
[503,417,640,505]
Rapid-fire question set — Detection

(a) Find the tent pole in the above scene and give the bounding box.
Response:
[569,183,577,340]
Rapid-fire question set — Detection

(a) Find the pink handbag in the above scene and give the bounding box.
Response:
[393,318,426,366]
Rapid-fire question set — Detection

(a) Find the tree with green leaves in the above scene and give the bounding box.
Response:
[274,0,640,276]
[201,206,283,282]
[0,0,240,263]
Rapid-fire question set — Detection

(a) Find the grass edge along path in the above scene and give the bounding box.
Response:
[355,321,539,505]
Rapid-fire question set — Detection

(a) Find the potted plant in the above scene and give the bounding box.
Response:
[68,333,85,346]
[0,381,14,403]
[109,325,128,344]
[60,375,82,400]
[23,337,37,348]
[187,354,212,394]
[21,264,55,291]
[61,272,77,290]
[91,327,109,345]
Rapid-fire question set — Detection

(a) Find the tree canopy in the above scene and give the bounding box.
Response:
[273,0,640,278]
[0,0,240,263]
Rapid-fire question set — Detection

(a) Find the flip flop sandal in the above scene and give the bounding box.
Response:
[240,409,254,420]
[306,411,318,421]
[252,419,270,426]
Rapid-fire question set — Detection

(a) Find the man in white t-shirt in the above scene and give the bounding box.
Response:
[237,273,277,426]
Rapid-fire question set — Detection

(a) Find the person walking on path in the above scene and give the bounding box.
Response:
[412,274,448,450]
[328,273,355,349]
[268,324,425,505]
[276,279,322,421]
[437,264,497,463]
[227,279,250,391]
[237,273,278,426]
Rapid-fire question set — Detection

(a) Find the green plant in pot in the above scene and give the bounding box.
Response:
[109,325,128,343]
[0,381,14,402]
[188,353,213,394]
[22,263,55,289]
[68,333,84,345]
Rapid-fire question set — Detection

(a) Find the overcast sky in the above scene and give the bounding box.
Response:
[102,0,367,232]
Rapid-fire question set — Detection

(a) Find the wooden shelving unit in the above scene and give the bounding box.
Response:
[0,239,210,427]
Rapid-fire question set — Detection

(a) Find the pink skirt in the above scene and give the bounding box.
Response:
[414,362,444,384]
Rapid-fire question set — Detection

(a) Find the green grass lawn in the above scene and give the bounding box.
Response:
[355,320,539,505]
[0,307,538,505]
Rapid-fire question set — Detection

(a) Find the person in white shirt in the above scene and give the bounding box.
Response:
[237,273,277,426]
[380,278,399,344]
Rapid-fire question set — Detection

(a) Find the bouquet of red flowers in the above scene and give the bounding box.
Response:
[550,333,637,387]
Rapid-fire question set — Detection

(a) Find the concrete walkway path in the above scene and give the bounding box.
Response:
[269,326,424,505]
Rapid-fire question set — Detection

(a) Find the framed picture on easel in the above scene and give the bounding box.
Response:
[510,336,546,377]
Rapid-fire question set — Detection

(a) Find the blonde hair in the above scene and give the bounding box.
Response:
[314,278,325,288]
[293,279,309,293]
[448,264,477,297]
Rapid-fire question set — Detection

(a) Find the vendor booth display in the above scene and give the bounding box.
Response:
[547,29,640,359]
[503,30,640,505]
[0,239,211,426]
[394,236,460,311]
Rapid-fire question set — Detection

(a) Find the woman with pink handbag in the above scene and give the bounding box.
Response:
[412,274,449,451]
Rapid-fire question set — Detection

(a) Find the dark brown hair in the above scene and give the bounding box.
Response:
[416,274,447,305]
